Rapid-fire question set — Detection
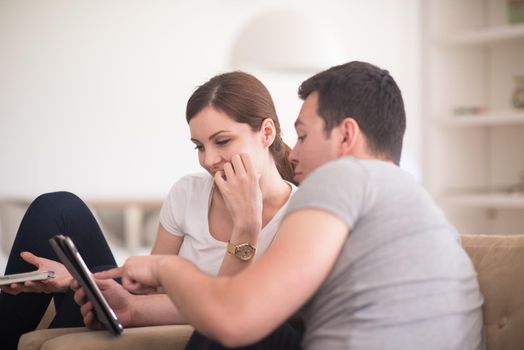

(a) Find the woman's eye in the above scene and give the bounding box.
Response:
[297,135,306,142]
[194,144,204,152]
[216,139,230,146]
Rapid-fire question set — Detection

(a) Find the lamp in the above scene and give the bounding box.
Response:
[230,9,345,73]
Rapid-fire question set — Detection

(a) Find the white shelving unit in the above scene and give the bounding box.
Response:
[440,110,524,127]
[423,0,524,234]
[444,192,524,209]
[440,22,524,45]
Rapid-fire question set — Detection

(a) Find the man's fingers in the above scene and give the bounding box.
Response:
[70,279,79,290]
[122,278,142,292]
[94,267,123,280]
[73,287,86,305]
[84,310,103,330]
[80,300,93,316]
[93,276,117,290]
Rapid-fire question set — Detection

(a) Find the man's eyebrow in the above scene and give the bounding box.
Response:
[190,130,231,143]
[294,119,304,128]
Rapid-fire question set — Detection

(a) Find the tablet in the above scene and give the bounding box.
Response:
[49,234,124,335]
[0,270,55,286]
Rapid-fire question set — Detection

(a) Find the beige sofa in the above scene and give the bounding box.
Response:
[17,234,524,350]
[19,325,194,350]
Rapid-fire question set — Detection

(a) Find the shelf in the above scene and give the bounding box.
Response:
[424,0,524,234]
[440,23,524,45]
[440,110,524,127]
[443,192,524,209]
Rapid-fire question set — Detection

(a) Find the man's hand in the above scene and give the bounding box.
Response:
[95,255,168,295]
[0,252,71,295]
[71,277,134,329]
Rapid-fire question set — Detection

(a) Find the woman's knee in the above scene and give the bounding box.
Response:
[33,191,81,206]
[28,192,86,216]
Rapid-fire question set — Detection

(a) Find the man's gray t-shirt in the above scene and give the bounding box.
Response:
[285,158,484,350]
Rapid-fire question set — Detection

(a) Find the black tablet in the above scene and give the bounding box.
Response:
[49,234,124,335]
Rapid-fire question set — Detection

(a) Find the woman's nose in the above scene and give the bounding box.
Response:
[203,148,221,168]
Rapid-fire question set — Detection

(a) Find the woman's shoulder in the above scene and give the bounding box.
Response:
[286,181,298,194]
[166,172,213,197]
[177,172,213,183]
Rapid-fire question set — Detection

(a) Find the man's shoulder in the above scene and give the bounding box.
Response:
[306,157,390,184]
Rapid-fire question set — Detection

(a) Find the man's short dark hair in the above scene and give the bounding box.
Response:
[298,61,406,164]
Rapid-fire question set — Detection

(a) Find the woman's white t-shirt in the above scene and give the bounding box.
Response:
[159,173,296,276]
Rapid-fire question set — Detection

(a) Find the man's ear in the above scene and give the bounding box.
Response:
[261,118,276,148]
[338,117,360,156]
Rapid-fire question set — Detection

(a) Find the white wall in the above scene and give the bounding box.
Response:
[0,0,421,201]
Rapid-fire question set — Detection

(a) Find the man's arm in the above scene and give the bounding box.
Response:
[75,225,188,328]
[131,224,187,325]
[157,208,349,347]
[127,293,184,326]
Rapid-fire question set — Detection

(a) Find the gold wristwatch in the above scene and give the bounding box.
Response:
[227,241,256,261]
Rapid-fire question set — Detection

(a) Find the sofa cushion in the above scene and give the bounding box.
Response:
[18,327,89,350]
[18,325,194,350]
[462,234,524,350]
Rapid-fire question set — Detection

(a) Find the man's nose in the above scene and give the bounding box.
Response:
[288,145,298,165]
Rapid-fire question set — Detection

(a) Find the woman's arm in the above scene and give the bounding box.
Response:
[150,224,184,255]
[215,154,263,276]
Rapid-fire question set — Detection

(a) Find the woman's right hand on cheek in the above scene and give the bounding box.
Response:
[214,153,263,232]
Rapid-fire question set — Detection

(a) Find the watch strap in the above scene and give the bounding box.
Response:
[227,240,256,261]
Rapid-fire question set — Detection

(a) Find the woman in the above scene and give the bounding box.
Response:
[0,71,297,350]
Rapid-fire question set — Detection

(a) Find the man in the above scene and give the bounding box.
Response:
[88,61,484,349]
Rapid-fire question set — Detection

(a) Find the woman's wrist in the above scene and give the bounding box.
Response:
[230,222,261,245]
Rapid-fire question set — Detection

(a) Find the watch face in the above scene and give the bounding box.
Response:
[237,244,256,261]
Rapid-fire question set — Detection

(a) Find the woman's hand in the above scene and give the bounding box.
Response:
[0,252,71,295]
[72,277,134,329]
[214,153,263,234]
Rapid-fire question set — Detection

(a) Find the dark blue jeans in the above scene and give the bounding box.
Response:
[185,322,302,350]
[0,192,117,350]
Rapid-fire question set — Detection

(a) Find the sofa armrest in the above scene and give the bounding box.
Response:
[18,325,194,350]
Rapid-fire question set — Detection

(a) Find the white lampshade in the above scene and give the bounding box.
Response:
[231,9,345,73]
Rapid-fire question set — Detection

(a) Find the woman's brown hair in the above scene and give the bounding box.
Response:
[186,71,295,184]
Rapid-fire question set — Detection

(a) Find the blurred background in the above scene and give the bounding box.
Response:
[0,0,523,271]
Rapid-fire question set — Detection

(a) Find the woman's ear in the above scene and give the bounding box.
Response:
[338,117,360,156]
[261,118,276,148]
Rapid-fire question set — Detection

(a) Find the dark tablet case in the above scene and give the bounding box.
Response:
[49,234,123,335]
